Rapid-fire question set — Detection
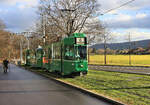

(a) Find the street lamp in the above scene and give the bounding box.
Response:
[40,13,47,46]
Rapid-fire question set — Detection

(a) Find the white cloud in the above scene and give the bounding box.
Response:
[106,10,118,15]
[112,29,150,43]
[0,0,18,5]
[136,13,147,19]
[98,0,118,13]
[0,0,38,7]
[117,14,132,21]
[126,29,150,41]
[18,5,25,10]
[98,0,150,13]
[98,0,150,30]
[103,12,150,29]
[103,14,132,24]
[125,0,150,10]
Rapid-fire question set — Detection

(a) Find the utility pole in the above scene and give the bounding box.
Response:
[60,9,75,36]
[104,34,107,65]
[88,47,90,63]
[20,35,23,64]
[16,32,26,64]
[26,32,30,50]
[41,14,46,46]
[128,32,131,65]
[27,38,30,49]
[9,33,14,60]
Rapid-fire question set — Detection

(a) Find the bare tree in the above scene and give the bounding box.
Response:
[11,34,27,59]
[0,31,10,58]
[0,19,11,58]
[38,0,100,42]
[83,18,105,45]
[29,35,43,50]
[102,29,112,65]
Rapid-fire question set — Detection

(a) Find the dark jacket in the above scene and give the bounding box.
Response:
[3,60,9,67]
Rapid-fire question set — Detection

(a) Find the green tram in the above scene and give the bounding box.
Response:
[26,33,88,76]
[25,47,44,68]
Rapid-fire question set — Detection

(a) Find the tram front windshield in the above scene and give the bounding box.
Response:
[76,46,87,60]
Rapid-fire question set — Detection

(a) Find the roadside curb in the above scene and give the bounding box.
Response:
[27,69,125,105]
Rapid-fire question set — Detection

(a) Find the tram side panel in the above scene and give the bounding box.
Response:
[30,33,88,76]
[49,33,88,76]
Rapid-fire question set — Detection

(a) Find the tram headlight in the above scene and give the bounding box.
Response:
[80,64,84,68]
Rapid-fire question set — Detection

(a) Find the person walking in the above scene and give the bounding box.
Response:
[3,59,9,73]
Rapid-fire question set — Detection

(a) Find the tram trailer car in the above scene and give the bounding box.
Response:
[26,33,88,76]
[25,47,44,68]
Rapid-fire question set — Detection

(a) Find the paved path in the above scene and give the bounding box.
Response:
[0,64,111,105]
[89,65,150,75]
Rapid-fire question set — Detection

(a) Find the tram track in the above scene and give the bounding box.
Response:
[89,64,150,75]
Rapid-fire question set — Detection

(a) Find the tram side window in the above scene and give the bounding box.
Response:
[54,45,61,59]
[58,46,61,59]
[36,52,41,59]
[64,46,74,60]
[53,46,56,59]
[55,46,57,59]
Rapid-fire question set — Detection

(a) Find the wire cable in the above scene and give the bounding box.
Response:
[101,0,136,15]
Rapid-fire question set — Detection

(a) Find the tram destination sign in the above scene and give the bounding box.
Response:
[76,38,85,44]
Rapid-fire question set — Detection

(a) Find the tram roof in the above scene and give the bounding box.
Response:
[42,33,86,47]
[69,33,86,38]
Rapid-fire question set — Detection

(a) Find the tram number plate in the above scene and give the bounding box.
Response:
[76,38,85,44]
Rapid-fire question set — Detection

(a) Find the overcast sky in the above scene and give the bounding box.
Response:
[0,0,150,42]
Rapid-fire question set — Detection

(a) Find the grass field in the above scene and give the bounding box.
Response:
[89,55,150,66]
[61,70,150,105]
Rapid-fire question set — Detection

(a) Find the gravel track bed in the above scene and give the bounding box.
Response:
[89,65,150,75]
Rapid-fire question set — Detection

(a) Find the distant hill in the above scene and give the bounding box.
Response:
[91,39,150,50]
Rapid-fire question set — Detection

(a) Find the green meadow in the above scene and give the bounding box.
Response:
[61,70,150,105]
